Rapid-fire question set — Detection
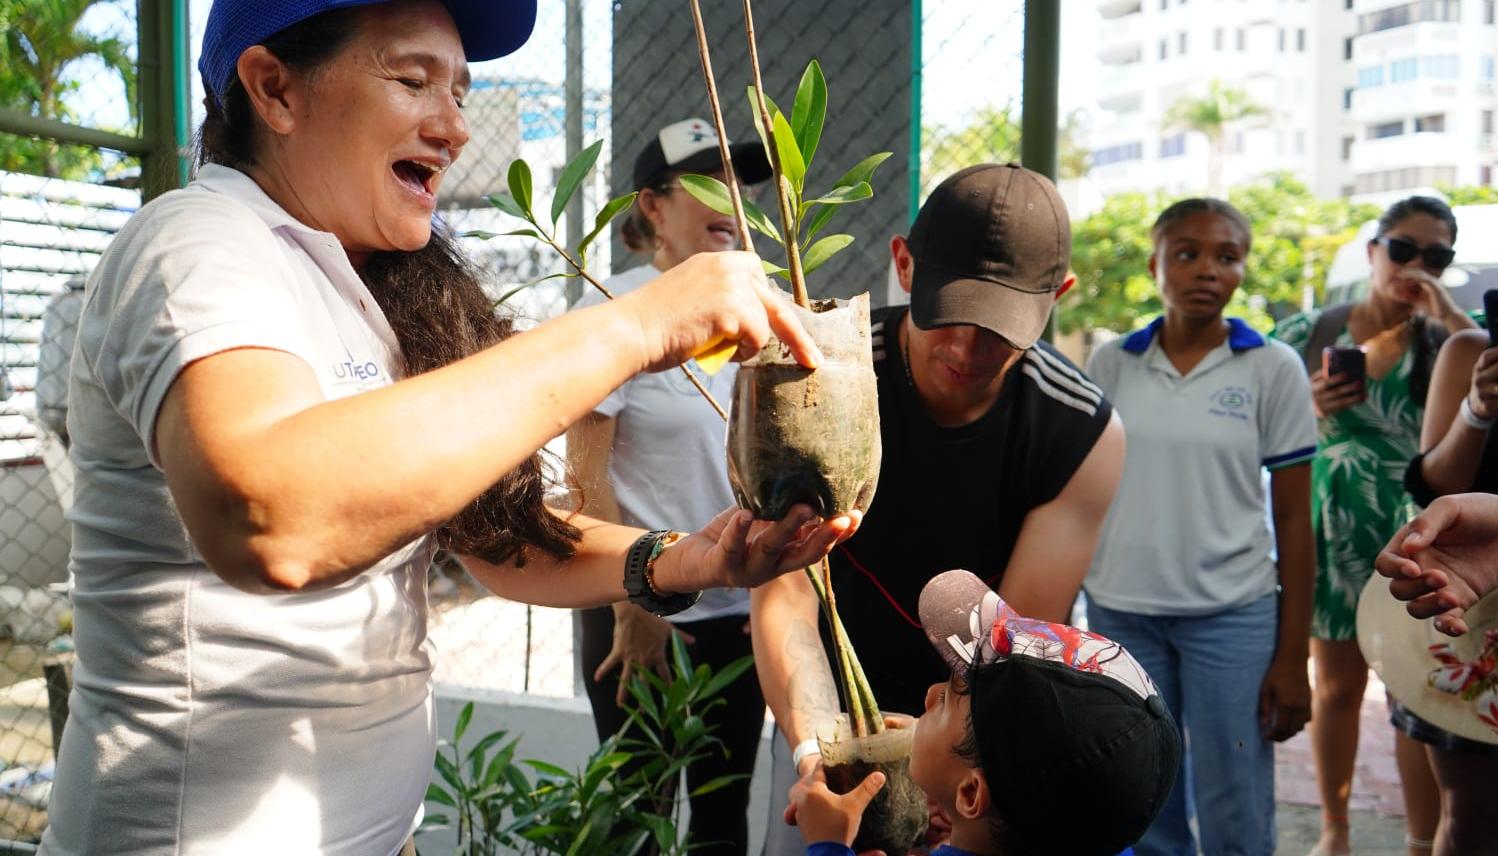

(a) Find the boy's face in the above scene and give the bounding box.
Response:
[910,675,977,810]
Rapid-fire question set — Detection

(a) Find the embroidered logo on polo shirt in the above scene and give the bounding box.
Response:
[1209,385,1252,422]
[332,357,382,386]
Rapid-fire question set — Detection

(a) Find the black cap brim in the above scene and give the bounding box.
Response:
[643,142,772,189]
[909,267,1054,350]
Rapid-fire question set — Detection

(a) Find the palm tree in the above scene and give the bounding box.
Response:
[1161,80,1269,196]
[1,0,138,177]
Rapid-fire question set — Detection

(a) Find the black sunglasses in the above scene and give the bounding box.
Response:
[1373,236,1455,271]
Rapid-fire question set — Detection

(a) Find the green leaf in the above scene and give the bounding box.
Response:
[485,192,528,221]
[564,820,594,856]
[670,630,693,681]
[453,701,474,744]
[698,655,756,702]
[424,782,457,808]
[433,752,465,796]
[551,138,604,226]
[802,234,854,275]
[641,812,677,849]
[576,191,638,264]
[740,197,783,245]
[524,759,572,780]
[491,271,574,307]
[507,159,534,216]
[806,181,873,206]
[803,205,838,243]
[772,109,806,196]
[830,151,893,190]
[677,174,781,244]
[762,259,789,279]
[746,87,787,160]
[482,739,520,788]
[689,773,749,798]
[790,60,828,170]
[464,730,510,768]
[418,811,450,829]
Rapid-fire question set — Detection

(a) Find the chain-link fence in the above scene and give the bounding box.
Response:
[917,1,1029,198]
[2,0,145,843]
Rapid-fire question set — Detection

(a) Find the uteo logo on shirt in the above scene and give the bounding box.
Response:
[332,357,382,384]
[1209,385,1252,422]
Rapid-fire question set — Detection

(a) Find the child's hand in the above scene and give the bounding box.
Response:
[788,761,886,848]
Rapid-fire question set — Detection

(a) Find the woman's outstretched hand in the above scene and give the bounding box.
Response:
[650,504,861,595]
[620,251,822,373]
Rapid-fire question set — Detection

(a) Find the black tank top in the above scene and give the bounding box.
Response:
[824,305,1115,715]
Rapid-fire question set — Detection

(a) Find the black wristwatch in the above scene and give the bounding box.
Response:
[624,530,701,616]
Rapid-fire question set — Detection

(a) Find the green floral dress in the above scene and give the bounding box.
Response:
[1272,310,1423,641]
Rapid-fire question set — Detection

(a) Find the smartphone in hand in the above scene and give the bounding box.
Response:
[1323,345,1367,400]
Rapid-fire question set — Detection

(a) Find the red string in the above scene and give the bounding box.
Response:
[837,545,923,629]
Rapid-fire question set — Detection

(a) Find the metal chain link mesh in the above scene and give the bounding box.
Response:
[2,0,145,840]
[611,0,913,302]
[917,1,1026,199]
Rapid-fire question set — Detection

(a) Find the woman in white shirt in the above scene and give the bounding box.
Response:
[40,3,856,855]
[569,119,770,854]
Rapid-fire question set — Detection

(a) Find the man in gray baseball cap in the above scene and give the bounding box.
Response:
[753,163,1128,851]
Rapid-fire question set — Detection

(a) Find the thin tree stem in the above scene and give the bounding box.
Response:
[688,0,754,251]
[540,232,728,421]
[742,0,809,308]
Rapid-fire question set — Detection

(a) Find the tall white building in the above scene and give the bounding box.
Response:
[1347,0,1498,206]
[1082,0,1498,204]
[1088,0,1329,199]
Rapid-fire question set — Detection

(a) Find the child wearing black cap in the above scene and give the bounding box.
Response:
[789,570,1181,856]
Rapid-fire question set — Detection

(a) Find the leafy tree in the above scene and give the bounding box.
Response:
[921,105,1089,195]
[1161,79,1269,196]
[1059,172,1379,340]
[1437,184,1498,206]
[1,0,138,178]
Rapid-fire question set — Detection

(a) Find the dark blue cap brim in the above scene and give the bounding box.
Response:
[443,0,537,62]
[200,0,536,102]
[325,0,537,62]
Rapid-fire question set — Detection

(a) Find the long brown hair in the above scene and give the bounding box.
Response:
[197,7,579,565]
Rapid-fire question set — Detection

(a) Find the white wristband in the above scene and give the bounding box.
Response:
[791,738,821,769]
[1461,397,1495,430]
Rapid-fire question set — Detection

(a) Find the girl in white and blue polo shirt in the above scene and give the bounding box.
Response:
[1083,199,1317,856]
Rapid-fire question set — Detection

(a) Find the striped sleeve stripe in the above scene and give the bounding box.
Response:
[1263,446,1316,469]
[871,320,886,362]
[1020,363,1099,417]
[1027,348,1104,406]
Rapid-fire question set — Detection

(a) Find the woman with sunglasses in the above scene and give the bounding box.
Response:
[1273,196,1475,856]
[566,118,771,854]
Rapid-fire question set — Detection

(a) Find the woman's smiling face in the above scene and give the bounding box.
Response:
[248,0,471,259]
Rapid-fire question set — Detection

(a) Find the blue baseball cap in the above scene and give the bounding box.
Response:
[199,0,537,104]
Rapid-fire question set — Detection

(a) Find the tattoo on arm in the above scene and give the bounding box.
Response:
[786,617,838,727]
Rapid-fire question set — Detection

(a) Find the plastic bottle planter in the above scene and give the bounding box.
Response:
[726,292,881,520]
[818,714,928,856]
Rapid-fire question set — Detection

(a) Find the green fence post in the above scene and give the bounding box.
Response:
[139,0,190,200]
[908,0,923,223]
[1020,0,1060,181]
